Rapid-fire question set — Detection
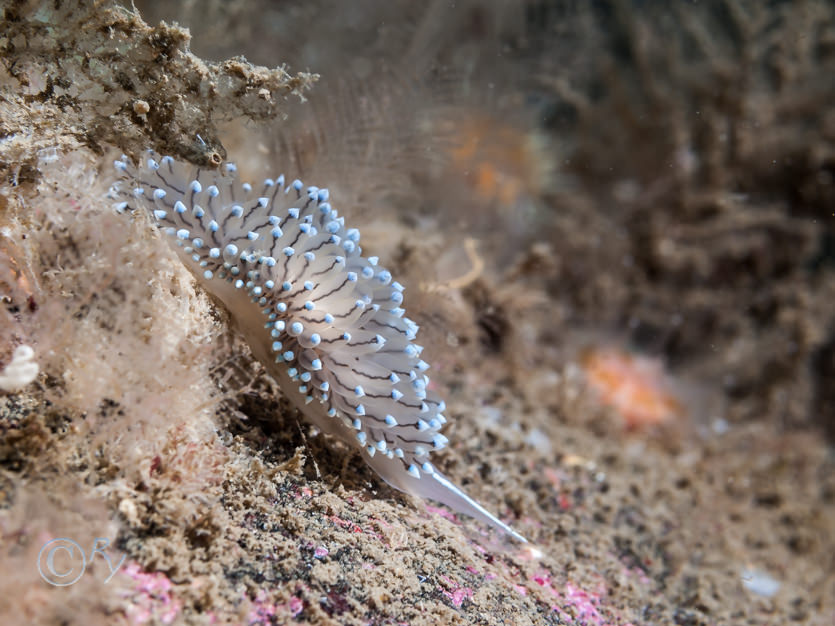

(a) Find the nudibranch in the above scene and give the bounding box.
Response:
[111,151,526,542]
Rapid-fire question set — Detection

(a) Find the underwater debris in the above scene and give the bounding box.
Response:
[0,345,38,392]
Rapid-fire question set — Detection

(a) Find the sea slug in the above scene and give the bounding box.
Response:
[111,152,526,542]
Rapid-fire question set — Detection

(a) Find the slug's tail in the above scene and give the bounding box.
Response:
[366,451,528,543]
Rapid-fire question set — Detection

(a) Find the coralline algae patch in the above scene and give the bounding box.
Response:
[438,574,474,608]
[120,563,183,625]
[429,556,637,626]
[247,588,305,625]
[528,572,637,626]
[212,468,639,625]
[89,441,637,625]
[579,346,684,429]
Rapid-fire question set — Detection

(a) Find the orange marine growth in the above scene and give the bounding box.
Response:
[443,113,550,207]
[581,347,683,428]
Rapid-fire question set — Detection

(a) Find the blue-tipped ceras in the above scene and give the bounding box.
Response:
[111,151,526,543]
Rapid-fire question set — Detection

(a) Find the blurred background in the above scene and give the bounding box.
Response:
[135,0,835,439]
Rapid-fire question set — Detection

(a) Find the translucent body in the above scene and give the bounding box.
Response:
[112,152,526,542]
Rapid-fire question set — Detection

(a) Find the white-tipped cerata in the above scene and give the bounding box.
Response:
[110,151,526,542]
